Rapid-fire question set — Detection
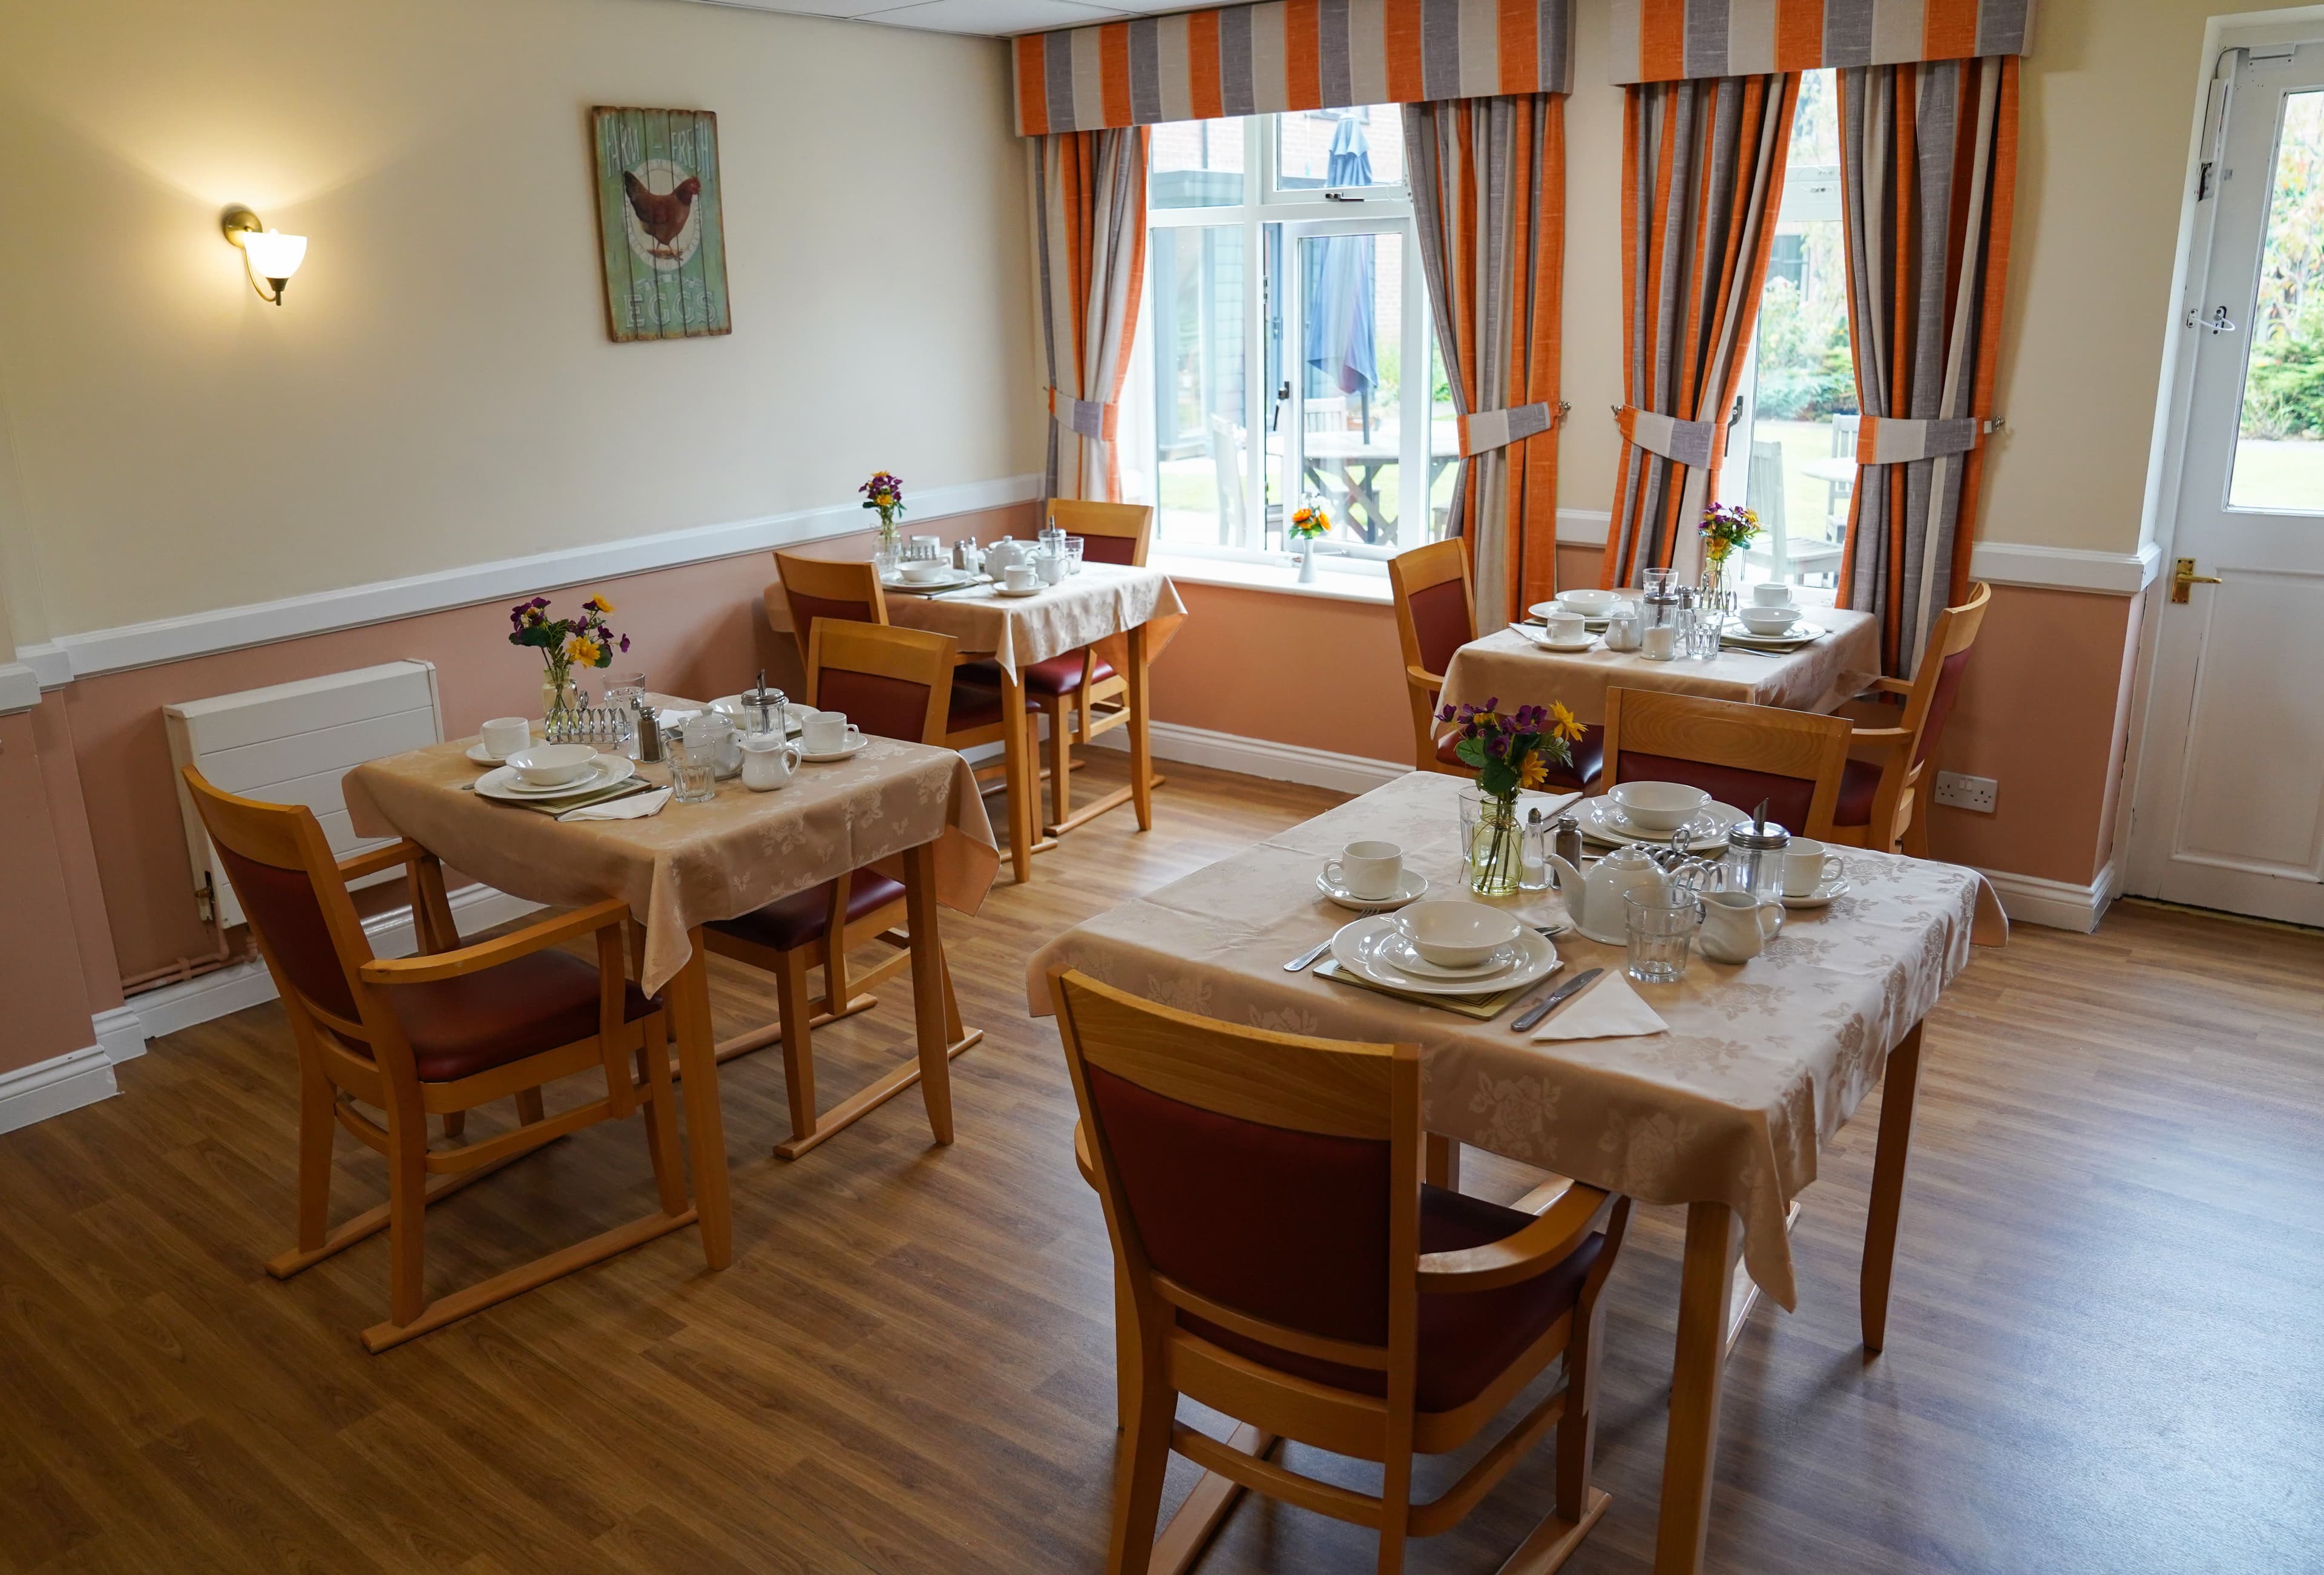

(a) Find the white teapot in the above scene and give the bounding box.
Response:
[982,537,1033,574]
[1544,842,1670,945]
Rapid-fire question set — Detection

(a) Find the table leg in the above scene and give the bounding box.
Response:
[1862,1020,1925,1352]
[999,665,1038,883]
[1126,625,1154,833]
[665,930,732,1270]
[901,839,956,1146]
[1653,1201,1740,1575]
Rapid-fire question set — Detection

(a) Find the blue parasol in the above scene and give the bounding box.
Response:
[1304,115,1379,429]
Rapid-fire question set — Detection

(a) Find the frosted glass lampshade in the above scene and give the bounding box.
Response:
[239,228,307,280]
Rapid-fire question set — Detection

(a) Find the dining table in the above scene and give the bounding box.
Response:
[1440,606,1882,725]
[1026,767,2004,1573]
[343,700,1000,1271]
[766,559,1187,883]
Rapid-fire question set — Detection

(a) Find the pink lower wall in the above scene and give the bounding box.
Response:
[0,712,103,1073]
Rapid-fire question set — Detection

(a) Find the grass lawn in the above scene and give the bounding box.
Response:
[2230,438,2324,510]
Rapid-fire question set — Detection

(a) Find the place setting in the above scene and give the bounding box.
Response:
[1721,582,1830,651]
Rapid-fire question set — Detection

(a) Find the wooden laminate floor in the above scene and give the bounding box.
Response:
[3,755,2321,1574]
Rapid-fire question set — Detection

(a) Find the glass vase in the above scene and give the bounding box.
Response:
[1460,789,1523,898]
[542,671,577,718]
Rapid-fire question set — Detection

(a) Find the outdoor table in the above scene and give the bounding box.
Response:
[1026,768,2003,1573]
[345,709,999,1270]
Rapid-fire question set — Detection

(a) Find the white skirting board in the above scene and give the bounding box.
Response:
[0,1046,119,1136]
[1085,718,1408,796]
[1976,860,2121,934]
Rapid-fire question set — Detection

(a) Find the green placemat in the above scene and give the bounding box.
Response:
[1313,958,1536,1021]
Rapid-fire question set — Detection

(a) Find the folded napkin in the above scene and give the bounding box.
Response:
[559,786,671,822]
[1531,969,1669,1042]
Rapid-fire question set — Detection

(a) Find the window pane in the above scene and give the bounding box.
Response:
[1149,225,1248,547]
[1151,118,1246,209]
[1276,105,1405,191]
[1296,229,1405,544]
[2231,89,2324,510]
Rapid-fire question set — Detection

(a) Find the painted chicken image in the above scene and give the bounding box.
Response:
[623,171,702,257]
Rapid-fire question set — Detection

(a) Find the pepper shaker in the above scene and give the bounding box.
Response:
[1552,815,1584,890]
[634,698,664,764]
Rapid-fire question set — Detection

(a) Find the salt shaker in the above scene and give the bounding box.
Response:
[1519,806,1550,892]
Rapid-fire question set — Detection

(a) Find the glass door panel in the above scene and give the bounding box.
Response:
[1147,224,1247,547]
[2229,88,2324,511]
[1287,226,1409,545]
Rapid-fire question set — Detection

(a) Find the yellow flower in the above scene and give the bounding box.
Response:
[875,492,894,508]
[1518,754,1549,791]
[1548,701,1583,744]
[567,634,603,666]
[585,594,614,614]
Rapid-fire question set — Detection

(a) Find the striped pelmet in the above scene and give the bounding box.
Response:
[1836,55,2017,675]
[1607,0,2034,84]
[1013,0,1574,136]
[1407,93,1566,631]
[1602,71,1798,590]
[1031,130,1149,501]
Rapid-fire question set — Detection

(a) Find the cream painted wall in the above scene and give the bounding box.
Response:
[1554,0,2214,558]
[0,0,1039,642]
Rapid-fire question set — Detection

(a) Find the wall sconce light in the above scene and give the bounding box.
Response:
[220,206,307,305]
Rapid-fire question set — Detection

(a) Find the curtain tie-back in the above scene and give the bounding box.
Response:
[1613,405,1717,468]
[1853,415,1997,464]
[1457,401,1568,457]
[1046,387,1118,441]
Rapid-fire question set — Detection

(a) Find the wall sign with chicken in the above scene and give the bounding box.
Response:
[589,106,732,343]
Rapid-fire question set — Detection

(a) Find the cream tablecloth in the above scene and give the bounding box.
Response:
[1441,608,1882,723]
[767,562,1187,683]
[347,722,999,997]
[1026,769,2002,1310]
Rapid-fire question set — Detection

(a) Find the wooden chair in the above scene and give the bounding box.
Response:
[1601,687,1856,840]
[702,621,981,1158]
[180,769,692,1353]
[1390,540,1603,791]
[1054,967,1630,1575]
[1827,581,1992,857]
[1017,498,1163,837]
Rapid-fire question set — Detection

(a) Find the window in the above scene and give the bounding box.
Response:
[1720,71,1855,602]
[1121,109,1457,581]
[2230,87,2324,510]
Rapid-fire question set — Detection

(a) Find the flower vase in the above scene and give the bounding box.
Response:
[1460,790,1523,898]
[1296,535,1319,584]
[542,674,576,718]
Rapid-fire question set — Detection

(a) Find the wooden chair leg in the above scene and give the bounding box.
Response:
[514,1087,545,1125]
[1108,1330,1174,1575]
[292,1057,335,1255]
[1046,698,1073,833]
[1555,1289,1604,1524]
[1899,783,1931,859]
[1376,1452,1412,1574]
[773,947,819,1152]
[637,1019,688,1217]
[441,1111,466,1141]
[386,1113,430,1330]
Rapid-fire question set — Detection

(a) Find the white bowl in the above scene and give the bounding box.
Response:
[1557,588,1621,618]
[900,561,953,584]
[1395,901,1523,969]
[504,743,598,787]
[1737,606,1800,635]
[1609,780,1711,833]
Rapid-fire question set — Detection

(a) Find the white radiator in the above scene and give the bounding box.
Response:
[165,661,444,928]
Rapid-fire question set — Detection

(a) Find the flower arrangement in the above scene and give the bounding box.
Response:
[1698,501,1761,569]
[1288,499,1332,541]
[509,593,629,706]
[1437,698,1584,895]
[861,470,906,554]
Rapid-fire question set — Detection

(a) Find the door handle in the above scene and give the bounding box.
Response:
[2171,557,2224,603]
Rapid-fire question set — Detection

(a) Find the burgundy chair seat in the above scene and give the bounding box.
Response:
[1437,724,1605,791]
[1184,1185,1604,1414]
[948,682,1036,731]
[707,869,907,955]
[391,951,655,1083]
[1834,756,1883,827]
[1021,649,1116,697]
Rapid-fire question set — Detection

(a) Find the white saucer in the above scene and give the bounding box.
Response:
[1316,870,1430,910]
[1780,876,1853,910]
[475,754,635,803]
[1575,794,1745,852]
[1519,630,1598,653]
[467,741,518,764]
[798,735,870,763]
[1374,930,1521,981]
[995,584,1046,598]
[1330,916,1560,997]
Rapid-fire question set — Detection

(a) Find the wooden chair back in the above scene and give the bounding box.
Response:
[1900,580,1991,771]
[1388,540,1476,772]
[806,620,958,748]
[1602,688,1855,840]
[771,551,888,667]
[1044,499,1153,567]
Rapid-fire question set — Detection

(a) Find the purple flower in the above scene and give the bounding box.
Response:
[619,634,630,653]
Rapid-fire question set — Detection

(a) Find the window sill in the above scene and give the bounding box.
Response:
[1152,552,1395,605]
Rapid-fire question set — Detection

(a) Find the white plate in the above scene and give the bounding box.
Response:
[1780,875,1853,910]
[1372,930,1521,981]
[1316,870,1431,911]
[1722,622,1827,648]
[475,754,636,802]
[884,570,984,593]
[995,584,1045,598]
[1330,916,1560,997]
[1575,794,1745,852]
[798,735,870,763]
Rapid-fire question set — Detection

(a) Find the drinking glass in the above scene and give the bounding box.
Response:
[604,671,647,709]
[668,724,721,804]
[1065,536,1086,573]
[1623,887,1701,984]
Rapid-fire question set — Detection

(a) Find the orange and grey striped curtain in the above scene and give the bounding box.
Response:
[1407,95,1566,630]
[1836,57,2019,676]
[1602,73,1799,589]
[1032,130,1148,502]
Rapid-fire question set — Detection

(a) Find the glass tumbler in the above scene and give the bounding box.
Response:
[1623,887,1702,984]
[668,723,721,804]
[1065,536,1086,573]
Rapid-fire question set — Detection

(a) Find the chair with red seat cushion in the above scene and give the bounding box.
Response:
[1054,966,1630,1573]
[1602,687,1856,841]
[183,768,689,1353]
[1827,582,1992,855]
[703,620,980,1159]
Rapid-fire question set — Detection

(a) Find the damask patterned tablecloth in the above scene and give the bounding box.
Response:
[347,715,998,998]
[1440,608,1882,723]
[1026,768,2003,1310]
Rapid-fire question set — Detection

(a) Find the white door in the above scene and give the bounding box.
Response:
[2129,39,2324,926]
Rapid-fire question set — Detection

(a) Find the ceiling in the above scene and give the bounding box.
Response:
[681,0,1187,37]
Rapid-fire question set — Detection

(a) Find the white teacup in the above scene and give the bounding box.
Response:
[1641,624,1678,660]
[1698,890,1783,962]
[1751,582,1796,608]
[1324,840,1403,900]
[1004,564,1040,592]
[1543,611,1586,643]
[1784,838,1845,897]
[803,712,862,754]
[479,716,531,760]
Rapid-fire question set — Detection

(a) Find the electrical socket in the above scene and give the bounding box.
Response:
[1932,771,1998,814]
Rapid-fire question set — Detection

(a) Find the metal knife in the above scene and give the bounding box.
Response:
[1511,967,1603,1032]
[1284,938,1335,973]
